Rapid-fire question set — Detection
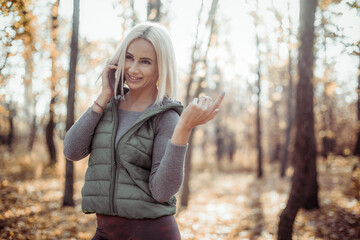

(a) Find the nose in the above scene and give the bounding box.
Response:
[127,61,139,74]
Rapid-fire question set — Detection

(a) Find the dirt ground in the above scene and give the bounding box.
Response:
[0,153,359,240]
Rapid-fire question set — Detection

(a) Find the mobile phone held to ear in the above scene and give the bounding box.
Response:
[107,64,123,94]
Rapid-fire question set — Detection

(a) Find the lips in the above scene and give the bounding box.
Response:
[126,73,143,82]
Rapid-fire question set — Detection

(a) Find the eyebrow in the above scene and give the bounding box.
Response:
[126,52,153,62]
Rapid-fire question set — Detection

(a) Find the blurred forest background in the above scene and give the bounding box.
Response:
[0,0,359,239]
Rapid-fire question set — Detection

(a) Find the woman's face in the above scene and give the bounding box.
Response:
[124,38,158,94]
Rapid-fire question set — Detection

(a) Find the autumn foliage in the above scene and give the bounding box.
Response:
[0,150,359,239]
[1,0,360,239]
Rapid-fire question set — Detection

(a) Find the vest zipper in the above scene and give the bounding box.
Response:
[109,101,182,216]
[110,111,154,215]
[110,99,118,216]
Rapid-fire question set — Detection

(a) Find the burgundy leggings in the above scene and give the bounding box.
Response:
[91,214,181,240]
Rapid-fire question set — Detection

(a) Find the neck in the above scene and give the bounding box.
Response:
[120,88,158,112]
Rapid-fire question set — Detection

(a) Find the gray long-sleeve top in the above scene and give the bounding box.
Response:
[63,107,187,202]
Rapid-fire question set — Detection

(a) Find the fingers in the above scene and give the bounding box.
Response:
[198,96,213,109]
[209,108,220,119]
[108,64,118,69]
[106,64,118,71]
[102,63,118,78]
[183,92,224,129]
[192,92,225,113]
[105,59,118,69]
[209,91,225,113]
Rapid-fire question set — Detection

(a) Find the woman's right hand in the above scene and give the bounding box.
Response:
[101,62,118,98]
[92,62,118,113]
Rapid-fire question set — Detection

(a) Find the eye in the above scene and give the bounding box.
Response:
[125,55,133,61]
[142,60,151,65]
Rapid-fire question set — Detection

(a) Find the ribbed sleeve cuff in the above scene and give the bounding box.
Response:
[167,140,188,152]
[89,107,104,119]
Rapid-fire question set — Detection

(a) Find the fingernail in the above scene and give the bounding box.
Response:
[222,91,226,95]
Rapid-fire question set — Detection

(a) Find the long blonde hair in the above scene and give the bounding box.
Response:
[104,22,178,104]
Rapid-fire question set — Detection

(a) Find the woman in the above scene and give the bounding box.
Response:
[63,22,224,240]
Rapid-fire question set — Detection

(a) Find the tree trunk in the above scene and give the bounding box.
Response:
[270,98,281,163]
[179,0,203,205]
[269,2,285,165]
[256,66,263,178]
[129,0,138,26]
[1,0,36,150]
[147,0,161,22]
[28,112,36,150]
[46,113,57,165]
[278,0,319,238]
[280,60,293,177]
[19,8,36,151]
[180,130,194,207]
[280,5,294,177]
[180,0,218,208]
[215,124,225,166]
[319,9,337,160]
[354,57,360,156]
[254,0,263,178]
[46,0,60,166]
[6,101,15,153]
[23,43,36,151]
[63,0,80,207]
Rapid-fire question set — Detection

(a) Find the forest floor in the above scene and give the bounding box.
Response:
[0,148,359,240]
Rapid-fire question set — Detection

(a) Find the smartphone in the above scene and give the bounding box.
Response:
[107,64,123,94]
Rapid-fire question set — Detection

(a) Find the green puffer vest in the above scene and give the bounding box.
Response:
[81,97,183,219]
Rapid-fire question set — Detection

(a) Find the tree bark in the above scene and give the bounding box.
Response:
[23,39,36,151]
[278,0,319,238]
[129,0,138,26]
[46,112,57,165]
[28,112,36,150]
[15,3,37,151]
[215,124,225,166]
[180,0,218,208]
[5,101,15,152]
[256,62,263,178]
[46,0,60,166]
[147,0,161,22]
[254,0,263,178]
[270,99,281,163]
[280,4,294,177]
[180,130,194,207]
[354,56,360,156]
[280,54,294,177]
[63,0,80,207]
[179,0,204,207]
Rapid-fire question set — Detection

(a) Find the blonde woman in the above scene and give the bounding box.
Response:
[64,22,224,240]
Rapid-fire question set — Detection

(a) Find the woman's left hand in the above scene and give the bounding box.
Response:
[178,92,225,131]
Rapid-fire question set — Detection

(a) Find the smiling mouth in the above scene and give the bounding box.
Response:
[127,74,142,82]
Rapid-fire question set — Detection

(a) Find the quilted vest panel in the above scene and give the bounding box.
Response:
[81,97,183,219]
